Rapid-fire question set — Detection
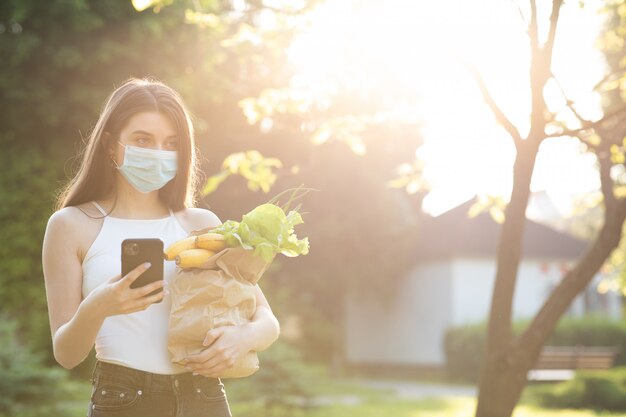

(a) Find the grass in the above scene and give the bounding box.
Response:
[229,396,626,417]
[58,379,93,417]
[53,376,626,417]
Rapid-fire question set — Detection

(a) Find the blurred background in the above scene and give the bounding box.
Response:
[3,0,626,416]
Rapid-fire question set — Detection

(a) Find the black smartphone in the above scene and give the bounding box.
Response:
[121,238,164,300]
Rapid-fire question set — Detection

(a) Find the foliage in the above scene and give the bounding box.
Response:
[445,317,626,383]
[0,316,71,417]
[0,144,67,358]
[443,322,488,383]
[202,150,283,195]
[597,0,626,103]
[547,316,626,366]
[0,0,307,363]
[225,340,323,417]
[213,202,309,262]
[1,0,423,384]
[525,367,626,411]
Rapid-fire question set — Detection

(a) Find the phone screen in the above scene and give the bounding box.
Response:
[121,238,164,299]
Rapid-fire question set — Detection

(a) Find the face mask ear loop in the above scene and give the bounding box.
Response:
[112,141,126,169]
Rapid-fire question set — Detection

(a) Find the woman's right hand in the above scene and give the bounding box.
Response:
[87,263,166,318]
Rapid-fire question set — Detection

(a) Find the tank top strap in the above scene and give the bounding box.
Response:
[91,201,108,216]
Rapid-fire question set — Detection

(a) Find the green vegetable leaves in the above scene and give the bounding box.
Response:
[212,203,310,263]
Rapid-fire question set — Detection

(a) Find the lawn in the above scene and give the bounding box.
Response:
[56,377,626,417]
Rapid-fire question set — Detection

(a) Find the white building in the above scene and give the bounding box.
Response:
[344,200,622,370]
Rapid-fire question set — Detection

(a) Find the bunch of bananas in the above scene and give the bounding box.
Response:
[164,232,227,268]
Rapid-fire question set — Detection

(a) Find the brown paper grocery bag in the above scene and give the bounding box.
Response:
[167,246,274,378]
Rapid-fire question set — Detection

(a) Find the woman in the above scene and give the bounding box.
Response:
[42,77,280,417]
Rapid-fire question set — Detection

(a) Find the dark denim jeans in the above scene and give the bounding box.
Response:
[87,360,232,417]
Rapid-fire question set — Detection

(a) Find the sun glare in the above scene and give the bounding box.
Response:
[288,0,608,215]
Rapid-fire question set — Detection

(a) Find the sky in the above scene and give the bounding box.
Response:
[286,0,608,217]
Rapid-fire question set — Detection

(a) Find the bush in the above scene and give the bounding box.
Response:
[0,316,71,417]
[546,316,626,366]
[444,316,626,383]
[225,340,325,417]
[443,323,486,382]
[525,367,626,411]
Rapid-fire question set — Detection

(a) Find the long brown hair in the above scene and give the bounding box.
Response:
[56,77,198,211]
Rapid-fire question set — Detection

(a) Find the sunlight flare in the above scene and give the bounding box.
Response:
[288,0,608,215]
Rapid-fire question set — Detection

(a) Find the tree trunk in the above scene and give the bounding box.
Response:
[475,155,626,417]
[468,1,626,415]
[475,144,539,417]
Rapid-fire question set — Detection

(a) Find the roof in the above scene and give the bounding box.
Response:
[415,199,589,261]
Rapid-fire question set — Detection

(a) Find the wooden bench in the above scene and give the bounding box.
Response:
[527,346,621,382]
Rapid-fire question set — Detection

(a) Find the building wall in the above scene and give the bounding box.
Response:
[450,258,621,326]
[450,258,569,326]
[344,257,622,367]
[344,262,452,365]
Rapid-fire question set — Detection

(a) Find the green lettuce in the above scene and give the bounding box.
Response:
[211,203,310,263]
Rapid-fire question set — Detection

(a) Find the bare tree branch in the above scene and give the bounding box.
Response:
[545,105,626,138]
[467,64,524,147]
[551,72,588,123]
[529,0,538,51]
[592,70,623,93]
[246,0,314,15]
[511,0,527,25]
[543,0,564,63]
[597,135,617,210]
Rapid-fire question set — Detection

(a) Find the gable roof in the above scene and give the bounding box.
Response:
[415,199,589,261]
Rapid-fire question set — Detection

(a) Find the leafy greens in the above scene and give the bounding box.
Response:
[211,203,310,263]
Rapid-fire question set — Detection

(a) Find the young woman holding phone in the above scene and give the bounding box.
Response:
[42,77,280,417]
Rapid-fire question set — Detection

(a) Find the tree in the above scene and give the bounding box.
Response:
[0,0,419,375]
[0,0,306,366]
[474,1,626,416]
[180,5,626,405]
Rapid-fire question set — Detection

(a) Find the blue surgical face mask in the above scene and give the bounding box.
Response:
[115,143,178,193]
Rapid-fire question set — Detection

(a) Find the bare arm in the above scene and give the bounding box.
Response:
[43,209,166,369]
[43,209,99,369]
[242,284,280,352]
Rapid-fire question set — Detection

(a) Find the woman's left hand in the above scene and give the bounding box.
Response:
[183,326,253,378]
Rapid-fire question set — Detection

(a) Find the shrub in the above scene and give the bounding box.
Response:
[0,316,71,417]
[444,316,626,383]
[545,316,626,366]
[442,323,486,382]
[525,367,626,411]
[225,340,325,417]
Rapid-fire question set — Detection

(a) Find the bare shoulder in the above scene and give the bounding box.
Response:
[47,206,90,235]
[45,204,104,261]
[174,207,222,233]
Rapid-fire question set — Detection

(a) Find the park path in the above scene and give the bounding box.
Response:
[309,378,477,406]
[355,379,477,400]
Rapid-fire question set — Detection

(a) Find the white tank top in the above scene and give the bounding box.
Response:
[82,201,189,375]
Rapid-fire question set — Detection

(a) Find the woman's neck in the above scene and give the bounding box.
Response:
[101,178,170,219]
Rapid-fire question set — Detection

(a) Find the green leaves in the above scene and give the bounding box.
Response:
[468,194,507,224]
[387,160,426,195]
[212,203,310,263]
[201,150,283,195]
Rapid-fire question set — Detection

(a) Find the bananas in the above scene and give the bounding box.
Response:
[164,232,227,268]
[175,248,216,268]
[163,236,197,261]
[195,233,226,251]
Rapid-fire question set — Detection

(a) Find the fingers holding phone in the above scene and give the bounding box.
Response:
[115,262,167,313]
[86,239,167,318]
[89,262,166,317]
